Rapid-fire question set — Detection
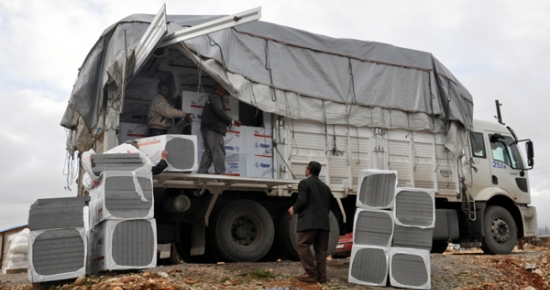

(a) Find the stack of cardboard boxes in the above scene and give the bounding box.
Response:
[27,197,89,282]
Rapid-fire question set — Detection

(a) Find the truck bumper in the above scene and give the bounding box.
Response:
[519,205,537,237]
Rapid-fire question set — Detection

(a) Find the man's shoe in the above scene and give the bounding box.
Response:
[296,273,317,282]
[318,277,327,284]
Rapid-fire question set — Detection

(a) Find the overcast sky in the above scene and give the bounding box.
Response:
[1,0,549,233]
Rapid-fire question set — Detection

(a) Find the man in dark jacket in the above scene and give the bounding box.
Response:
[197,83,241,174]
[288,161,333,283]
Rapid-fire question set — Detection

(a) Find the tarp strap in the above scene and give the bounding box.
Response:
[207,35,228,79]
[348,58,357,105]
[132,171,148,202]
[264,40,277,102]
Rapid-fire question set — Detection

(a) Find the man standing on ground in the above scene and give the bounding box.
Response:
[147,81,191,136]
[288,161,333,284]
[197,83,241,174]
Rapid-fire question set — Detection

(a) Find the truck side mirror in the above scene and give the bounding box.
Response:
[526,141,534,168]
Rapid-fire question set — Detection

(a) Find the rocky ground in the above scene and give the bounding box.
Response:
[1,240,549,290]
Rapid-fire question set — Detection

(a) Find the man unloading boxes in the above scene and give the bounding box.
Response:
[147,81,191,136]
[198,83,242,174]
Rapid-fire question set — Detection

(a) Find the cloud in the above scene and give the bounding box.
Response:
[1,0,549,232]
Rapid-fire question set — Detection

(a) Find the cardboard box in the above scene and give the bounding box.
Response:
[87,219,157,273]
[119,123,149,144]
[28,228,86,282]
[89,171,154,227]
[136,134,199,172]
[247,154,273,178]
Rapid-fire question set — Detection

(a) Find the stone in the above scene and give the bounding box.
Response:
[534,269,544,277]
[75,276,87,286]
[525,263,537,271]
[523,286,536,290]
[157,272,169,279]
[143,272,151,278]
[223,280,232,286]
[113,287,123,290]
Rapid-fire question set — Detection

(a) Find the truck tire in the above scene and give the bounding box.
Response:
[431,241,449,254]
[211,200,274,262]
[481,206,517,254]
[287,211,340,259]
[275,211,300,260]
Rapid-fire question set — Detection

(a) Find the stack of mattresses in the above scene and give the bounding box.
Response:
[27,197,90,282]
[88,170,157,273]
[91,153,144,175]
[349,169,434,289]
[135,134,198,172]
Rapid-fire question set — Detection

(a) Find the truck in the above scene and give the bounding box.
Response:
[60,5,537,262]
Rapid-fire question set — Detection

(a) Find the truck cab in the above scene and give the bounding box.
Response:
[453,119,537,254]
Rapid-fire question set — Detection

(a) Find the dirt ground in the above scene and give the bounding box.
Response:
[1,241,549,290]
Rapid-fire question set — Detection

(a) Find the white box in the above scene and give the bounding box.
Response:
[242,126,273,155]
[394,187,435,228]
[136,134,198,172]
[247,154,273,178]
[224,153,248,176]
[193,124,246,154]
[88,219,157,273]
[196,150,248,176]
[357,169,397,210]
[28,228,86,283]
[89,171,154,227]
[389,247,430,289]
[120,98,151,124]
[353,208,393,247]
[119,122,149,144]
[348,244,389,286]
[224,129,246,154]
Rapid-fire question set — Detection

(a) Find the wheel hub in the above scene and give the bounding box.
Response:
[491,218,510,243]
[231,217,257,246]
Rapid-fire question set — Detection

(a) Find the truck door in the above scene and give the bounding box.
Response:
[487,133,530,203]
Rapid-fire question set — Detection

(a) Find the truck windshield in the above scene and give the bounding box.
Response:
[489,135,523,169]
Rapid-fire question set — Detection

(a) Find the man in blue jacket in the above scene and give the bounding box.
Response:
[288,161,333,283]
[197,83,242,174]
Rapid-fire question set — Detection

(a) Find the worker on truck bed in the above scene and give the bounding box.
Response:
[147,81,191,136]
[197,83,242,174]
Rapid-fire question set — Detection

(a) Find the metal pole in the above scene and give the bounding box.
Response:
[495,100,504,125]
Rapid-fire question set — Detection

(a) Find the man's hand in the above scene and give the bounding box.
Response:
[234,120,242,127]
[161,150,168,159]
[288,206,294,216]
[184,113,192,123]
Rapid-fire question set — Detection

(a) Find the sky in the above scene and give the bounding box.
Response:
[0,0,549,233]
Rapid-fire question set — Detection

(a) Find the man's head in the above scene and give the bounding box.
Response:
[306,161,321,177]
[213,83,227,97]
[158,81,171,98]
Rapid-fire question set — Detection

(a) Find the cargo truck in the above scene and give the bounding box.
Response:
[60,5,537,262]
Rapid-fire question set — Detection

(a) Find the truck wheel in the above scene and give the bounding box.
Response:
[431,241,449,254]
[211,200,274,262]
[275,211,300,260]
[288,211,340,259]
[481,206,517,254]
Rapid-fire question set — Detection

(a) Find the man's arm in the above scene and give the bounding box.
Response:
[151,150,169,175]
[155,95,191,121]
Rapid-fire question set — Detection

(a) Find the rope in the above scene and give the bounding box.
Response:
[264,40,277,102]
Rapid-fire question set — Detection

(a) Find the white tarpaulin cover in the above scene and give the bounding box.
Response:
[60,14,473,147]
